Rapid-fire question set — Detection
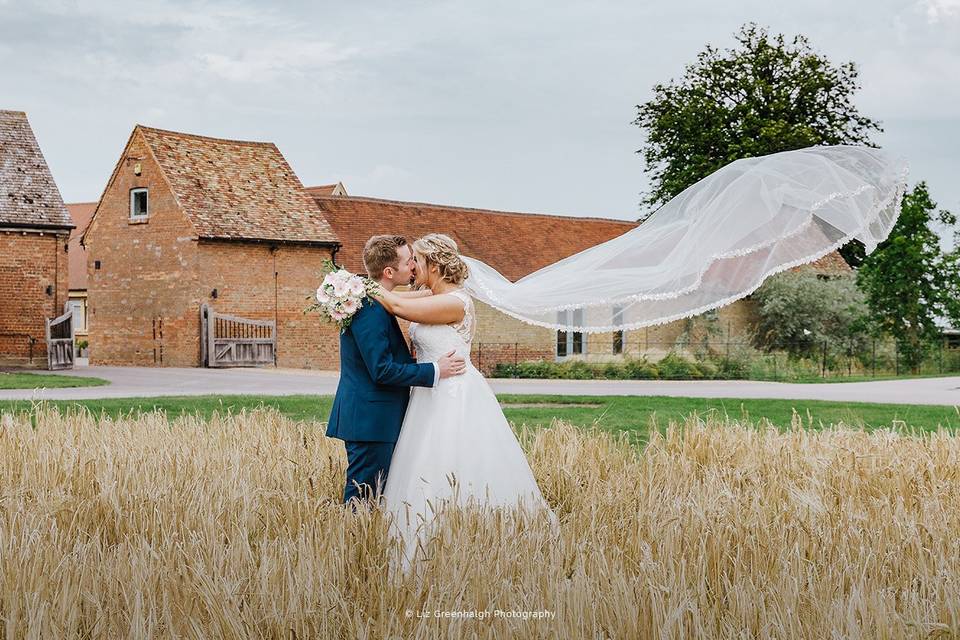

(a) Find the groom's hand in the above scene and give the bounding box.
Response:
[437,350,467,378]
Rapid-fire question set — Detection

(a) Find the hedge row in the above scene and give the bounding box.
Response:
[490,353,749,380]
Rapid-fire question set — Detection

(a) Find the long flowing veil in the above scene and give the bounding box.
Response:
[462,145,908,332]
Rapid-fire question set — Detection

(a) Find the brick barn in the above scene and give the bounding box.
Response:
[308,189,851,373]
[0,110,74,368]
[81,126,342,368]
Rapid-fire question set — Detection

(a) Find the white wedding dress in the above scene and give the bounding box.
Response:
[383,289,558,568]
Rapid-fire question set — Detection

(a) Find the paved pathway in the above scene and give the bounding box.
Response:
[1,364,958,406]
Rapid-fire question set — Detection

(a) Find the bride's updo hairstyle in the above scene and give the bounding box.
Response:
[412,233,469,285]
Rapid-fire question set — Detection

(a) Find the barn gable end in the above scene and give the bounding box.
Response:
[84,125,341,368]
[0,110,73,368]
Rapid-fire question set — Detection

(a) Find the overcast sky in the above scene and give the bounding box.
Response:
[3,0,957,245]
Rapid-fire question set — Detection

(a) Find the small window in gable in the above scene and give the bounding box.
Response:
[130,188,148,220]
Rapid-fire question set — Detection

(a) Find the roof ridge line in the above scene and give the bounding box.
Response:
[312,194,638,225]
[135,124,277,148]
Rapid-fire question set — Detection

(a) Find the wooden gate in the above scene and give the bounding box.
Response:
[200,303,276,368]
[46,304,74,370]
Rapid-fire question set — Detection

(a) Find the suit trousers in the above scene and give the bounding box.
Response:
[343,440,396,504]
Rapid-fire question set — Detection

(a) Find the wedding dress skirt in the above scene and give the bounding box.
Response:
[382,291,558,569]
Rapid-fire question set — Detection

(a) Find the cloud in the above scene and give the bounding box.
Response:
[919,0,960,22]
[4,0,959,230]
[199,41,359,83]
[342,164,415,196]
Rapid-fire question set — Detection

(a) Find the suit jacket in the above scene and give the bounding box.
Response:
[326,298,436,443]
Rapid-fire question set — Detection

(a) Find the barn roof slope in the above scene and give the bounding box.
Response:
[136,125,338,245]
[0,110,73,230]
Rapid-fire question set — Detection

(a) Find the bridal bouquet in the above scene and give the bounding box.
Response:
[304,260,379,331]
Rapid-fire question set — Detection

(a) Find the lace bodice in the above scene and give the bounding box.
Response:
[409,289,475,363]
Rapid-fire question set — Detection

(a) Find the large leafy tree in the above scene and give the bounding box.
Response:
[634,23,881,265]
[857,183,960,371]
[752,270,871,358]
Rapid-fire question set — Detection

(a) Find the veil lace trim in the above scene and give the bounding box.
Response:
[462,146,908,333]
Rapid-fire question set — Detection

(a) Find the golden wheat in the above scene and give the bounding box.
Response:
[1,404,959,639]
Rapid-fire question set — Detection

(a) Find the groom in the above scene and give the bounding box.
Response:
[327,235,466,504]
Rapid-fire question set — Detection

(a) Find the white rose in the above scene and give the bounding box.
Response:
[316,286,330,304]
[332,280,350,297]
[348,277,365,297]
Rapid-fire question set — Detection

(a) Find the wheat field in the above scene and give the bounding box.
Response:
[1,404,959,639]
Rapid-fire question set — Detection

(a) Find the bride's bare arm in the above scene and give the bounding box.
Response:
[373,287,464,324]
[392,288,433,299]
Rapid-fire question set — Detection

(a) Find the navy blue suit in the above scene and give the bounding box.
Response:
[327,298,435,503]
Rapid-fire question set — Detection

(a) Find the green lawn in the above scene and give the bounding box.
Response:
[0,372,110,389]
[1,394,956,444]
[3,368,956,392]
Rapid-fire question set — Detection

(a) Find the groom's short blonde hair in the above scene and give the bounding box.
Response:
[363,235,408,279]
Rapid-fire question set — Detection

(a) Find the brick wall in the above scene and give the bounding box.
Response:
[196,242,340,369]
[0,229,69,368]
[468,296,760,371]
[276,245,341,369]
[84,131,203,366]
[471,300,555,373]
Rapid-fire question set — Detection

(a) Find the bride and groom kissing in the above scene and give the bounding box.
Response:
[326,233,557,563]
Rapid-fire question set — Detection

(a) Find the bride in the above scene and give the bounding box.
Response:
[372,233,559,567]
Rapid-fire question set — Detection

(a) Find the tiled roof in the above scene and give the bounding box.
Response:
[312,193,850,281]
[306,182,347,197]
[311,195,638,281]
[67,202,97,290]
[0,110,73,230]
[136,126,338,244]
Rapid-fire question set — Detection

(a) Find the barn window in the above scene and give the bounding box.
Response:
[556,328,567,358]
[130,188,148,220]
[556,309,586,358]
[612,305,624,354]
